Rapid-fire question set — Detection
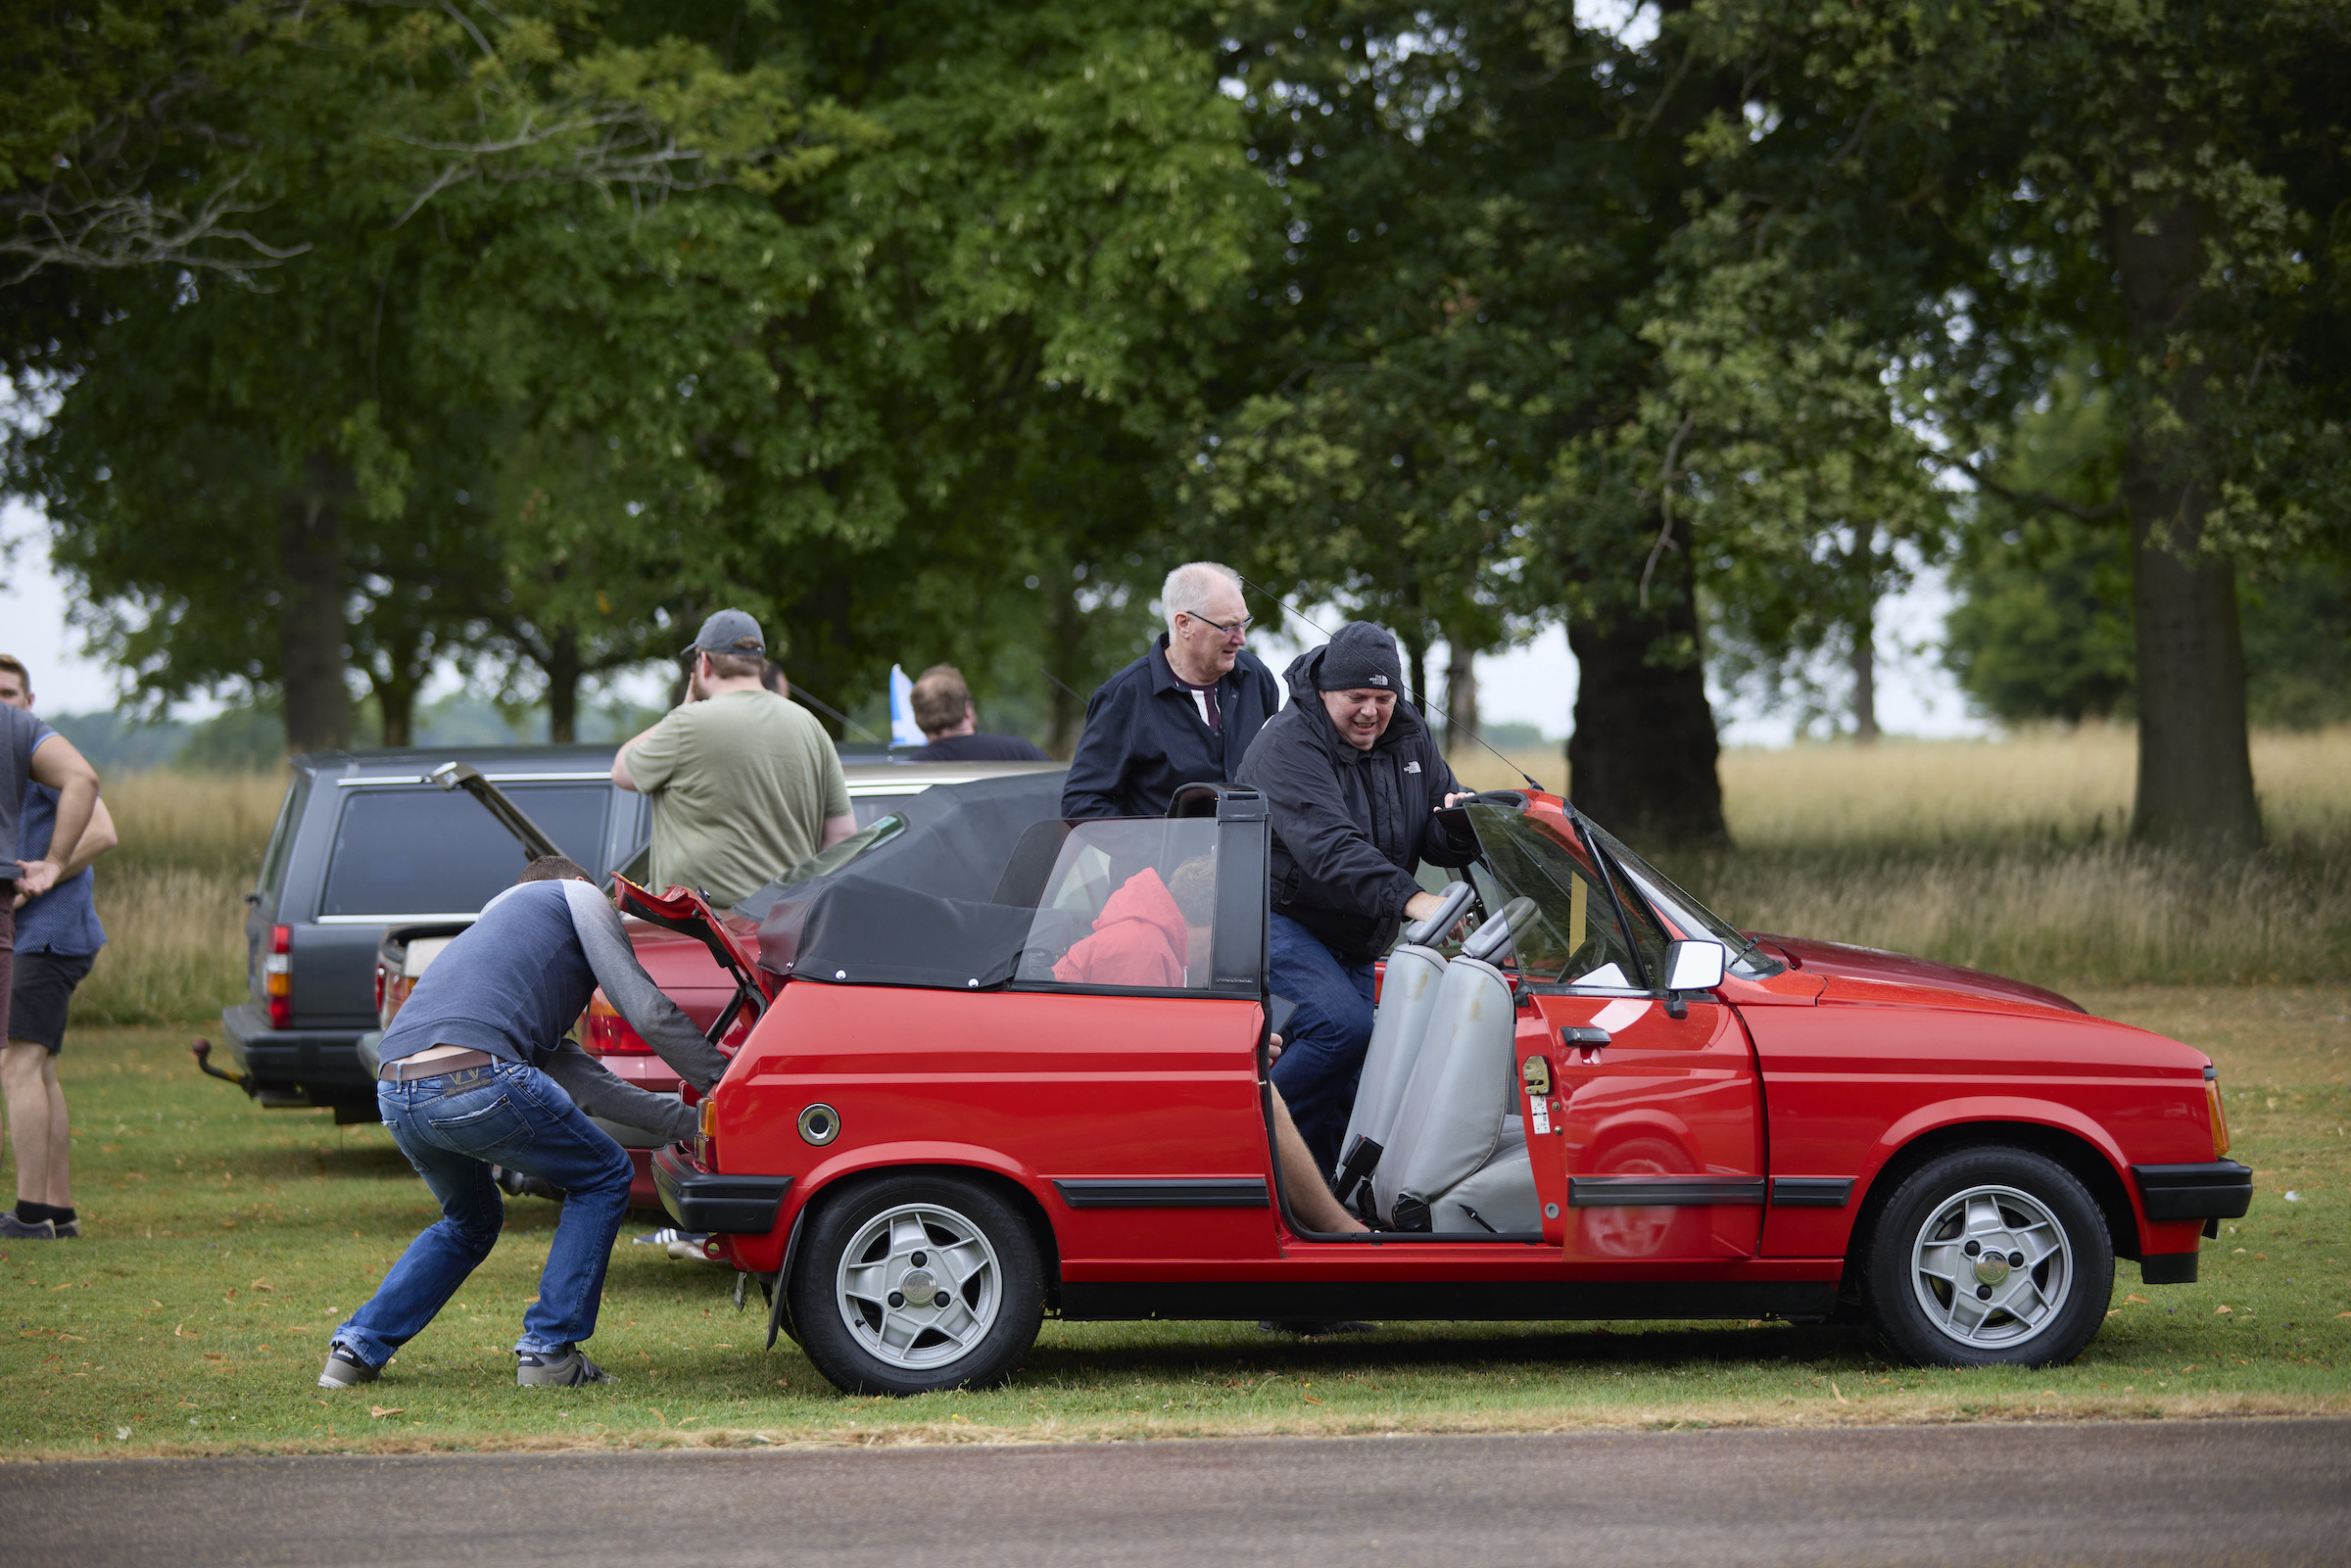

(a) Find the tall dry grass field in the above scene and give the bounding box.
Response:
[69,771,285,1025]
[1453,725,2351,988]
[55,728,2351,1022]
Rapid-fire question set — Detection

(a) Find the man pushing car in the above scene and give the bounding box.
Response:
[319,856,728,1391]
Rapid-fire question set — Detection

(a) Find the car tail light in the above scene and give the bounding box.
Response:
[373,964,386,1017]
[697,1095,719,1169]
[264,925,292,1030]
[2206,1064,2231,1159]
[584,993,653,1055]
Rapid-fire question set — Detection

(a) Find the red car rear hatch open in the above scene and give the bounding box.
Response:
[612,878,777,1044]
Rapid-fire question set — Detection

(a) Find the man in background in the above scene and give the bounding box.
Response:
[0,655,103,1242]
[612,610,855,907]
[1061,561,1280,819]
[907,665,1047,762]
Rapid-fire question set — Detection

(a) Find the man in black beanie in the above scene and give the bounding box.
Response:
[1235,623,1477,1187]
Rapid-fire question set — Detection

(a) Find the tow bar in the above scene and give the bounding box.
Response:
[190,1037,251,1092]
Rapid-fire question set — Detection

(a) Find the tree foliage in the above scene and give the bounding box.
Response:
[1676,0,2351,846]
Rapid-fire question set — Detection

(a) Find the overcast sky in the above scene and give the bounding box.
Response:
[2,494,1983,745]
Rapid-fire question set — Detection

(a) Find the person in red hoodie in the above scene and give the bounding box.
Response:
[1056,859,1364,1234]
[1052,860,1206,987]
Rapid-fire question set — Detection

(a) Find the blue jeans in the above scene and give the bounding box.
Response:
[333,1061,634,1368]
[1267,912,1376,1178]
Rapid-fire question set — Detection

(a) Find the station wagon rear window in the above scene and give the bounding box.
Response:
[319,784,611,917]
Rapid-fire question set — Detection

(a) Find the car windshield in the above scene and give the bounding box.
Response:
[1578,820,1785,979]
[1460,802,1667,989]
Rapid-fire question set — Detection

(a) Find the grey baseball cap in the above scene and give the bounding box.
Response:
[680,608,765,659]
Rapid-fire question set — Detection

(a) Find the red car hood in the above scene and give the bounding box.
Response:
[1747,933,2083,1015]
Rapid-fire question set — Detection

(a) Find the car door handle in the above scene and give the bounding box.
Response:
[1559,1026,1610,1049]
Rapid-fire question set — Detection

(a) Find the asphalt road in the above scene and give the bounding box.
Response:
[4,1419,2346,1568]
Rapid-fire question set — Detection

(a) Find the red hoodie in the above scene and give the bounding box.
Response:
[1053,868,1189,987]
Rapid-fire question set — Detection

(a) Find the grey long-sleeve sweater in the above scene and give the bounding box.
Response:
[377,878,731,1145]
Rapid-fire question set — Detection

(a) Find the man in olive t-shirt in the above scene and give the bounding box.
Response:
[612,611,854,908]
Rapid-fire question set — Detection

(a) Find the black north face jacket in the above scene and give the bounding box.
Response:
[1235,644,1478,965]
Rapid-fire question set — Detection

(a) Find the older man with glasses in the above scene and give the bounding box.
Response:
[1061,561,1282,820]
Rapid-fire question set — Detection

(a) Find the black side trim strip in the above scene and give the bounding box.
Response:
[1053,1178,1270,1210]
[1569,1176,1768,1208]
[2131,1161,2254,1221]
[1769,1176,1854,1209]
[2139,1251,2200,1285]
[651,1145,792,1234]
[1060,1280,1838,1322]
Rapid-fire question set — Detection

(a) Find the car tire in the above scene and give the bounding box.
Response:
[789,1171,1044,1396]
[1864,1146,2113,1368]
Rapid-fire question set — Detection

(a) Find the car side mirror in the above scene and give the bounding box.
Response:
[1661,939,1726,997]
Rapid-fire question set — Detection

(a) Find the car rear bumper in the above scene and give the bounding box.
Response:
[2132,1160,2255,1222]
[220,1004,374,1108]
[652,1145,792,1234]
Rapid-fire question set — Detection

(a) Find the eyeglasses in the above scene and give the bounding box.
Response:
[1180,610,1252,639]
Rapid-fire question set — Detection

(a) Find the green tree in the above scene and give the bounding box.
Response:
[1947,370,2351,732]
[7,1,844,747]
[1182,2,1746,843]
[1681,0,2351,849]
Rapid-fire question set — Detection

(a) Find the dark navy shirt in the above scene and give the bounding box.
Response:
[909,733,1049,762]
[1059,637,1281,819]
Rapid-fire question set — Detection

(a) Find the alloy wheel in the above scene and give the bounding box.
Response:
[833,1202,1003,1371]
[1908,1183,2074,1352]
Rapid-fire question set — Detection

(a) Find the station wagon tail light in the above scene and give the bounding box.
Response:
[2205,1064,2231,1159]
[584,993,653,1055]
[697,1096,718,1169]
[264,925,292,1030]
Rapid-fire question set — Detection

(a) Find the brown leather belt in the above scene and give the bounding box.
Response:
[378,1049,501,1082]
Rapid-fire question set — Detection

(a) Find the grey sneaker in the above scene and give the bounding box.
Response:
[317,1346,380,1389]
[0,1212,56,1240]
[53,1218,79,1239]
[517,1347,615,1386]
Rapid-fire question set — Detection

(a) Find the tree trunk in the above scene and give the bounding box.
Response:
[1565,544,1727,846]
[1443,635,1479,758]
[1046,581,1086,759]
[277,455,352,754]
[545,626,583,744]
[2108,197,2262,851]
[787,572,859,740]
[1402,629,1430,728]
[1849,599,1879,744]
[372,662,417,748]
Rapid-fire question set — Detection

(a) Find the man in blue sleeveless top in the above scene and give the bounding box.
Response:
[0,655,101,1244]
[1,655,118,1242]
[321,856,727,1390]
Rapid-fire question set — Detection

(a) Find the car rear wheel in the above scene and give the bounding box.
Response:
[1864,1146,2113,1368]
[789,1171,1044,1396]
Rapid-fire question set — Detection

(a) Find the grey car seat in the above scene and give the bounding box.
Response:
[1373,898,1543,1233]
[1330,880,1476,1210]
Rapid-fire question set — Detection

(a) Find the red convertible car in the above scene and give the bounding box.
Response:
[607,778,2250,1396]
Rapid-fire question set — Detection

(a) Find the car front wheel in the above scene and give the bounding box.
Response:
[789,1171,1045,1396]
[1864,1146,2114,1368]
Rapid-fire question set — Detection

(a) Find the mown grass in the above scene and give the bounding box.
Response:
[2,990,2344,1458]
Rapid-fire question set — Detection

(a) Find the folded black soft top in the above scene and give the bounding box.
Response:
[745,772,1070,990]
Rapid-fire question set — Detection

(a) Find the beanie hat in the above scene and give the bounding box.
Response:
[1315,623,1405,692]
